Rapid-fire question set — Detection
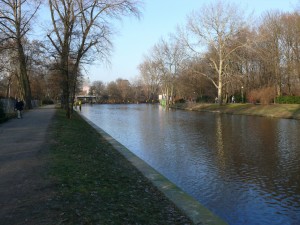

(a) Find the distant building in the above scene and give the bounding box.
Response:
[81,78,91,95]
[82,85,90,95]
[76,78,95,103]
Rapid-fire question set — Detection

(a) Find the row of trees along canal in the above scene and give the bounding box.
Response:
[85,1,300,107]
[1,1,300,115]
[0,0,141,118]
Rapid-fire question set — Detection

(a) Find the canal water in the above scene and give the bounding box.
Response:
[81,104,300,225]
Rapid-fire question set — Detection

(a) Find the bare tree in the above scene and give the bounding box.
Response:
[0,0,41,108]
[0,46,13,98]
[46,62,64,102]
[138,57,161,102]
[47,0,141,118]
[148,37,187,107]
[130,77,147,103]
[106,80,121,103]
[180,1,249,104]
[116,78,132,103]
[258,11,285,96]
[278,12,300,95]
[89,80,107,102]
[176,59,215,102]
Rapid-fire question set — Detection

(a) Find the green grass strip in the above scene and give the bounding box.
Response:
[49,109,193,225]
[173,103,300,119]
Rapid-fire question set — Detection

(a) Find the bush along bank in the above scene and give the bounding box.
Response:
[49,109,193,224]
[275,96,300,104]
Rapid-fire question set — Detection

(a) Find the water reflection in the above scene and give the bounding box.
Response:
[215,114,225,171]
[81,104,300,225]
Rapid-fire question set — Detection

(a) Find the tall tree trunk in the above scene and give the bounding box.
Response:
[217,64,223,105]
[60,57,71,118]
[70,65,79,115]
[6,77,12,98]
[17,39,32,109]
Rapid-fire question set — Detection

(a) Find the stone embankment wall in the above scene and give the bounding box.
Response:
[0,98,41,113]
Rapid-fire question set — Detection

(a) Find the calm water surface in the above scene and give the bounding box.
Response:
[81,104,300,225]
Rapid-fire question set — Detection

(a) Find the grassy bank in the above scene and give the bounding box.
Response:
[49,109,192,224]
[173,103,300,120]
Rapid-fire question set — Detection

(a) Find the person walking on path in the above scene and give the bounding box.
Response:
[0,105,56,224]
[15,98,24,119]
[231,95,235,103]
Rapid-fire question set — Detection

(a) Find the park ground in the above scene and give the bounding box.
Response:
[0,107,194,225]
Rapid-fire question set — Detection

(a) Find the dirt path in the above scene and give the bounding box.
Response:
[0,106,56,225]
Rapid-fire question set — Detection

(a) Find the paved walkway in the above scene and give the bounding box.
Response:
[0,105,56,224]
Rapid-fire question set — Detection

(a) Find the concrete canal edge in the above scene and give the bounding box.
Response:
[80,114,228,225]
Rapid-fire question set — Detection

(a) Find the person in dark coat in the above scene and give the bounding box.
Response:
[15,98,24,119]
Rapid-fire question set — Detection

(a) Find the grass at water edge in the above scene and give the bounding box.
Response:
[48,109,193,225]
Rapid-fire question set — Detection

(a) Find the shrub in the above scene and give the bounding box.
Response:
[174,98,185,103]
[247,87,276,104]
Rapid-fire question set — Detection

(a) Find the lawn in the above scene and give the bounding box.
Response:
[173,103,300,120]
[49,109,193,224]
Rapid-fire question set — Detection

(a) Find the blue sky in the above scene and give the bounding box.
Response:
[83,0,299,83]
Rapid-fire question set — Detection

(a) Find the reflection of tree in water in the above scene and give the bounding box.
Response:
[215,114,226,171]
[214,114,300,211]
